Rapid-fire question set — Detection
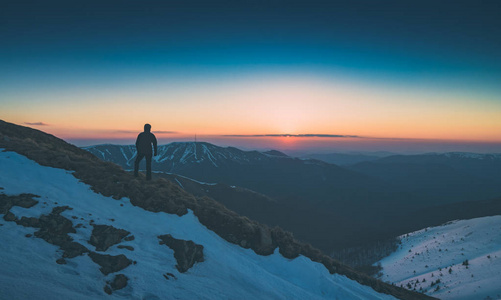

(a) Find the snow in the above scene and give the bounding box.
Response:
[174,178,184,189]
[0,150,395,300]
[201,144,219,167]
[179,144,195,164]
[377,216,501,300]
[155,171,218,186]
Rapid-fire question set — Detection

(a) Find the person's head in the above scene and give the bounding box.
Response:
[144,124,151,132]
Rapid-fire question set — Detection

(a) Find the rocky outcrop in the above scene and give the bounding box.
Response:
[0,193,39,214]
[163,272,176,280]
[88,252,132,275]
[3,211,16,221]
[117,245,134,251]
[89,224,130,251]
[3,203,90,259]
[30,206,89,258]
[104,274,129,295]
[110,274,128,290]
[158,234,204,273]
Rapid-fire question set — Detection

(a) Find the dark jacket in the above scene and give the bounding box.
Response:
[136,131,157,155]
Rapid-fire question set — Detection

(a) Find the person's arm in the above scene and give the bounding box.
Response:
[152,134,158,156]
[135,134,140,149]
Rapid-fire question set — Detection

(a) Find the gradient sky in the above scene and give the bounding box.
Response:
[1,0,501,153]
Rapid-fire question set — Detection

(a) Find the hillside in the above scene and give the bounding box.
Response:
[0,120,432,299]
[376,216,501,300]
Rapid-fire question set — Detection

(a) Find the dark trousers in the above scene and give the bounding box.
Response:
[134,152,152,180]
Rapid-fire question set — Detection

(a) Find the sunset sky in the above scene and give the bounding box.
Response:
[1,0,501,153]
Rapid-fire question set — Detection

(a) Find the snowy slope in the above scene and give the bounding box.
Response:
[0,150,396,300]
[376,216,501,300]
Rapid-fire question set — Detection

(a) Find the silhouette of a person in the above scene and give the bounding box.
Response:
[134,124,157,180]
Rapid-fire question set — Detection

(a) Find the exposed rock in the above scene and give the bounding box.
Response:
[51,205,71,214]
[56,258,67,265]
[163,272,177,280]
[104,285,112,295]
[34,208,77,245]
[158,234,204,273]
[89,224,130,251]
[110,274,128,291]
[75,223,83,228]
[0,193,39,214]
[17,216,41,227]
[88,252,132,275]
[3,211,16,221]
[117,245,134,251]
[61,241,90,258]
[124,235,135,241]
[12,206,89,258]
[25,233,32,237]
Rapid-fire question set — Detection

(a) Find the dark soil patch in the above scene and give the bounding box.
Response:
[158,234,204,273]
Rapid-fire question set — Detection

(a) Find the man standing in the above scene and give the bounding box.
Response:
[134,123,157,180]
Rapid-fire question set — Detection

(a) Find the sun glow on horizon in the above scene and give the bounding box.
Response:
[4,72,501,144]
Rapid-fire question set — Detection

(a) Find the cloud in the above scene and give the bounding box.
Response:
[153,130,178,134]
[112,130,177,134]
[112,130,136,134]
[24,122,49,126]
[224,134,360,138]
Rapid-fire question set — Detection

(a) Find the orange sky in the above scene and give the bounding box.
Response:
[3,73,501,145]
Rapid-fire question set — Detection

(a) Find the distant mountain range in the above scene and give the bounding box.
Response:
[348,152,501,205]
[302,152,392,165]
